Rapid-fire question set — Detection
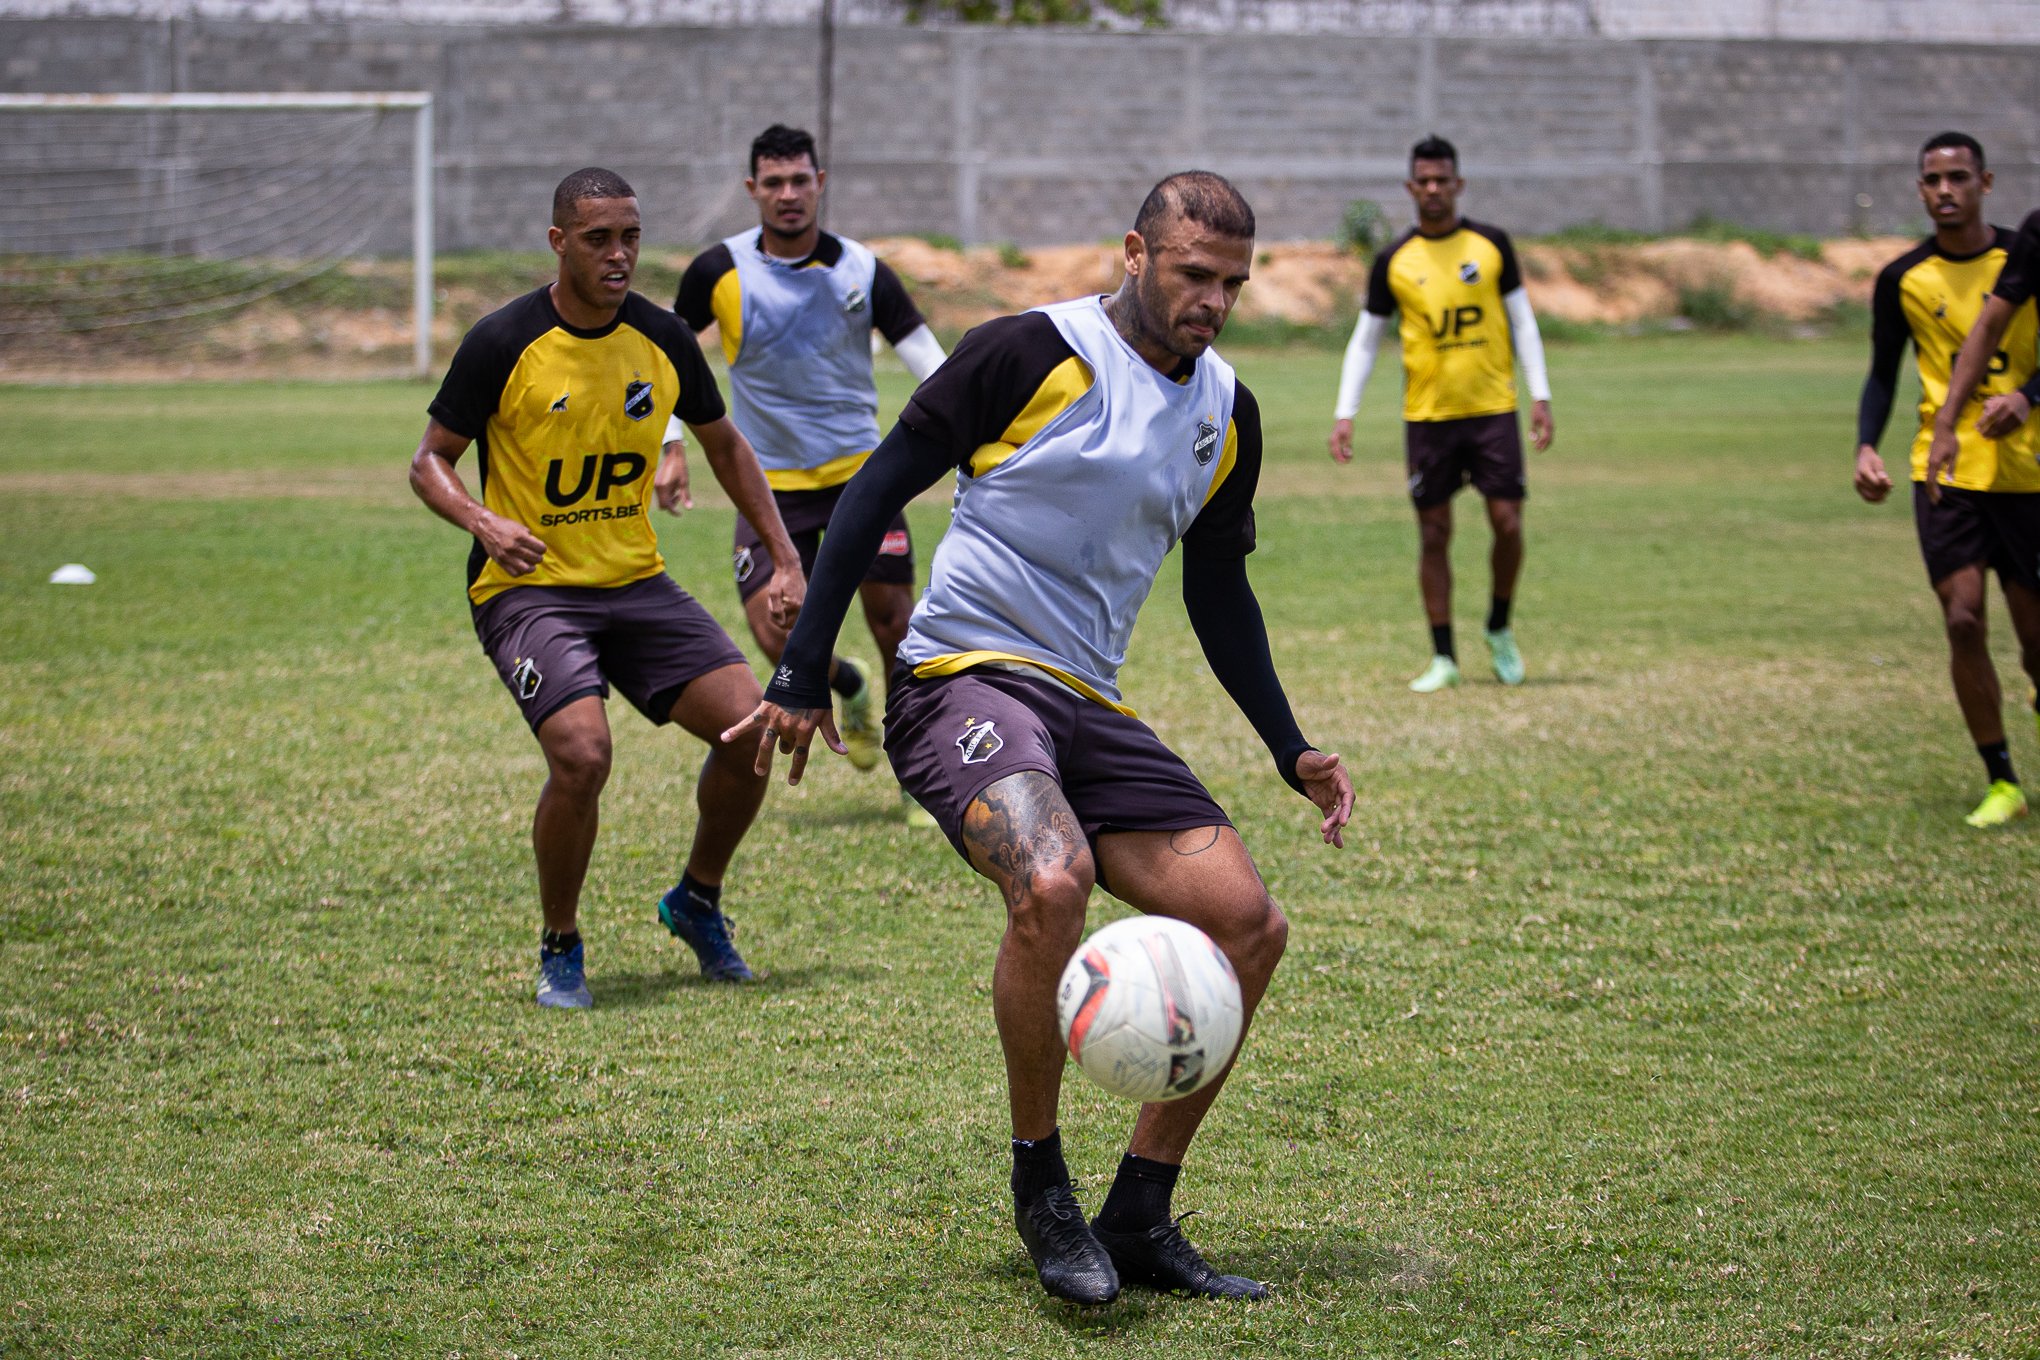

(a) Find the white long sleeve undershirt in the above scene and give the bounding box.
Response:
[890,323,947,383]
[1332,310,1388,420]
[1333,288,1551,419]
[1504,286,1552,404]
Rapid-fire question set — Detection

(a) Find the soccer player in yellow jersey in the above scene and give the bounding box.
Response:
[1328,136,1554,692]
[1862,132,2040,828]
[409,168,806,1005]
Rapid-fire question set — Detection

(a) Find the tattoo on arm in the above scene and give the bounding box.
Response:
[963,771,1090,908]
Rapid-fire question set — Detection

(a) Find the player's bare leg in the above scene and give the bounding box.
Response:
[1936,564,2027,827]
[533,695,613,935]
[2002,577,2040,717]
[1410,500,1462,691]
[857,579,913,692]
[1060,825,1280,1300]
[531,694,611,1006]
[658,662,771,980]
[1484,496,1527,685]
[1936,564,2005,746]
[961,771,1117,1304]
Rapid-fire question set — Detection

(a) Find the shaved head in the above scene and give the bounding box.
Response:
[1133,170,1256,247]
[552,166,636,229]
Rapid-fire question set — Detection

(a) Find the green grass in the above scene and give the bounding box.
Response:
[3,335,2037,1357]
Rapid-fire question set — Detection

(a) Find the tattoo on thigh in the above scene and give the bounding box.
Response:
[1168,826,1222,856]
[963,772,1087,908]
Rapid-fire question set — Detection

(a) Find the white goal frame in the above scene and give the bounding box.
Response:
[0,91,435,375]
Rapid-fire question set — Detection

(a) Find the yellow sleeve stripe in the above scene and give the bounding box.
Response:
[712,268,743,364]
[1201,418,1239,506]
[910,651,1137,717]
[967,355,1094,477]
[764,449,870,490]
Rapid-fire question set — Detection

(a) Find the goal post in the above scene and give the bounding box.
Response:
[0,91,436,376]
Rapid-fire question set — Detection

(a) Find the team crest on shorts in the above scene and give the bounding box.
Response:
[733,545,755,583]
[879,529,910,557]
[511,656,543,701]
[956,718,1003,765]
[843,287,868,314]
[624,379,655,421]
[1192,420,1219,466]
[1459,260,1480,284]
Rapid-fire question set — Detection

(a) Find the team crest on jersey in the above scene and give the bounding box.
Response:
[879,529,910,557]
[1192,421,1220,467]
[511,656,543,701]
[624,379,654,422]
[550,389,570,413]
[843,287,868,315]
[956,718,1003,765]
[733,545,756,583]
[1459,260,1480,284]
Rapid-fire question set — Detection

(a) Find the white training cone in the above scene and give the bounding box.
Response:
[48,564,96,585]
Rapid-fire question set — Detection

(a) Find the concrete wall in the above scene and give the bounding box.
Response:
[6,15,2040,253]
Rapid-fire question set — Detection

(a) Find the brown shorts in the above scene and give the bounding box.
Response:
[470,574,750,731]
[1913,483,2040,590]
[733,483,914,603]
[1405,412,1526,508]
[883,665,1231,870]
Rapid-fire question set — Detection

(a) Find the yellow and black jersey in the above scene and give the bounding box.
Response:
[676,231,926,364]
[1367,219,1523,423]
[897,309,1259,559]
[1991,208,2040,310]
[1863,228,2040,491]
[428,286,727,605]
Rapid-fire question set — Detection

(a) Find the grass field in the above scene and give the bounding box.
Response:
[3,334,2037,1358]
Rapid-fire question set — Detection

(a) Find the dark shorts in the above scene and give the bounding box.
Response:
[733,483,914,603]
[1913,483,2040,590]
[883,665,1231,869]
[470,574,751,731]
[1405,412,1526,508]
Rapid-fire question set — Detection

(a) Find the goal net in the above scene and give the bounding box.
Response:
[0,92,434,380]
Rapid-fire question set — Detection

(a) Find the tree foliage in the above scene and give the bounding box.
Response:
[904,0,1164,24]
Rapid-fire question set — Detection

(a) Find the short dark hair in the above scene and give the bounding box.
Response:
[1410,135,1458,171]
[552,167,635,228]
[1133,170,1256,245]
[1919,130,1985,173]
[750,124,819,176]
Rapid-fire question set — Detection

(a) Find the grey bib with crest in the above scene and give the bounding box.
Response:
[900,295,1238,707]
[723,229,882,473]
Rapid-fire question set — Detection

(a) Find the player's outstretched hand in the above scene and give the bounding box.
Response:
[1853,445,1893,503]
[721,699,845,785]
[1530,399,1554,453]
[655,440,694,513]
[1327,418,1355,465]
[1976,391,2033,440]
[764,565,806,631]
[1924,425,1961,503]
[1295,749,1354,849]
[475,509,547,576]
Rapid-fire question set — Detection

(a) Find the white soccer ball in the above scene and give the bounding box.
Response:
[1055,915,1244,1103]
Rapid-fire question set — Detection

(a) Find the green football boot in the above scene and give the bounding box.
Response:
[836,656,881,772]
[902,789,939,830]
[1484,627,1526,686]
[1408,654,1463,694]
[1964,780,2028,829]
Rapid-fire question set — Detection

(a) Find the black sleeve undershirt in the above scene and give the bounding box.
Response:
[762,422,955,710]
[674,245,733,334]
[871,260,928,346]
[1182,549,1313,796]
[1857,262,1908,449]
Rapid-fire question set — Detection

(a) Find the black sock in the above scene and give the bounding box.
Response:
[678,871,721,913]
[1430,623,1455,661]
[1093,1152,1180,1233]
[1979,741,2018,786]
[828,658,862,699]
[1010,1129,1069,1206]
[539,928,581,957]
[1487,596,1512,632]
